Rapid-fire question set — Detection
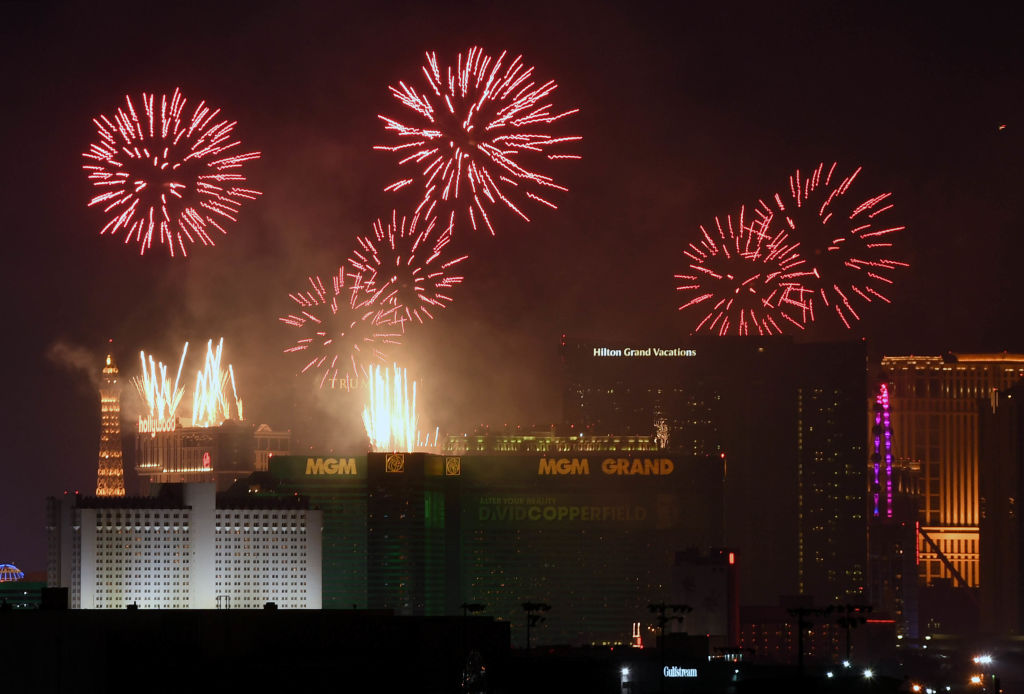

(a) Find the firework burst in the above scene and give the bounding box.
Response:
[755,162,909,329]
[362,363,440,452]
[192,338,243,427]
[134,344,188,434]
[347,211,467,327]
[675,207,813,336]
[375,46,581,235]
[82,88,261,257]
[280,270,402,388]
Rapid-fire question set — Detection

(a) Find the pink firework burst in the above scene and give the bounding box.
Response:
[348,211,467,328]
[82,88,261,258]
[755,162,909,329]
[279,270,401,388]
[375,46,581,235]
[676,207,813,336]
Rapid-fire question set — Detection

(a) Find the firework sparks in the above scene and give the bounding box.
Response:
[348,210,467,327]
[362,363,440,452]
[375,46,581,235]
[192,338,243,427]
[82,88,261,257]
[756,162,909,329]
[675,207,813,336]
[134,344,188,435]
[280,270,402,388]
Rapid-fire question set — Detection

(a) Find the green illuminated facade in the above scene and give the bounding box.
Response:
[265,451,723,645]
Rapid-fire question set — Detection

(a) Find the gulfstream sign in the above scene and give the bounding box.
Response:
[538,458,675,476]
[592,347,696,357]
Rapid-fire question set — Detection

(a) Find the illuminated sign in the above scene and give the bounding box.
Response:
[538,458,590,475]
[478,499,648,522]
[601,458,674,475]
[593,347,696,358]
[305,457,358,476]
[445,457,462,476]
[538,457,675,476]
[138,417,177,435]
[385,453,405,473]
[202,451,212,469]
[663,666,698,678]
[326,374,365,392]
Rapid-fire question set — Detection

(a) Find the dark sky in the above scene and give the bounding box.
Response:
[1,1,1021,570]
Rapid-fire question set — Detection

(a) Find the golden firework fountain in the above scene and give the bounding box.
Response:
[362,363,438,453]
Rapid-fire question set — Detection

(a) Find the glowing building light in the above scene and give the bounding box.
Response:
[0,563,25,582]
[871,382,895,518]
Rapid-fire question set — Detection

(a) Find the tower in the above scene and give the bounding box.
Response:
[96,353,125,497]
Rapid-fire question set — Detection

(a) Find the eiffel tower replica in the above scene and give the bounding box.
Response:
[96,352,126,496]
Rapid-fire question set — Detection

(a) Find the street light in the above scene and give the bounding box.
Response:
[863,668,874,679]
[971,654,1000,694]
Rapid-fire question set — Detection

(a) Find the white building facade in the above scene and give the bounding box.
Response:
[50,483,321,609]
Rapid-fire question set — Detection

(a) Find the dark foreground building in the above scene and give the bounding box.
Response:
[979,381,1024,636]
[0,608,509,693]
[561,336,868,606]
[255,451,724,646]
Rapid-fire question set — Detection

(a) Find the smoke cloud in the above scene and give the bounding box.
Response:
[46,340,103,391]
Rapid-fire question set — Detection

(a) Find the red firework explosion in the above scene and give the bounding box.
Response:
[755,162,909,329]
[676,207,813,336]
[82,88,261,258]
[347,211,467,327]
[375,46,581,235]
[279,270,401,388]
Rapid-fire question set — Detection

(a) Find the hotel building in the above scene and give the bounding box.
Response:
[46,482,322,609]
[881,353,1024,589]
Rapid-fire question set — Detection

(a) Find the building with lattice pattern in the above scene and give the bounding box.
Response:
[96,353,125,497]
[46,483,321,609]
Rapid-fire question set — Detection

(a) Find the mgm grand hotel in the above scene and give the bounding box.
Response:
[251,449,723,646]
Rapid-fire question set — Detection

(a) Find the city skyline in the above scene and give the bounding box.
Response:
[1,1,1022,573]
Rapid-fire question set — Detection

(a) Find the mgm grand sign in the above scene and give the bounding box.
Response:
[537,457,675,476]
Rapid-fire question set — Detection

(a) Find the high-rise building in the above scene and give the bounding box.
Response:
[96,354,125,497]
[561,336,867,605]
[978,381,1024,635]
[46,482,322,609]
[866,380,922,639]
[881,353,1024,589]
[259,450,724,646]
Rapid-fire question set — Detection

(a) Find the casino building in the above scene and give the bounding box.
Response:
[880,353,1024,590]
[256,450,724,646]
[560,335,868,606]
[132,420,290,492]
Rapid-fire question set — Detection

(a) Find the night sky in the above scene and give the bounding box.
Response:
[1,1,1021,570]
